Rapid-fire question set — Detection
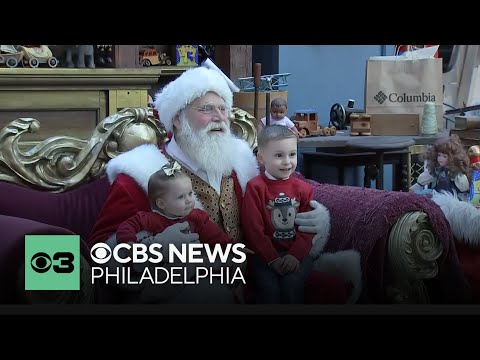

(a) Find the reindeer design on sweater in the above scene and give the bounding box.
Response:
[267,193,300,241]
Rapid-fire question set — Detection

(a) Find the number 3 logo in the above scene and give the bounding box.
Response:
[30,252,75,274]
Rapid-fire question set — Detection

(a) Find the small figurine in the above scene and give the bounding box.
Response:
[95,45,113,67]
[410,134,471,201]
[65,45,95,68]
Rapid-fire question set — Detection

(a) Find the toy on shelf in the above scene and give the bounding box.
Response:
[139,48,172,67]
[159,52,172,65]
[349,113,372,136]
[95,45,113,67]
[292,109,336,137]
[329,100,359,130]
[17,45,59,68]
[175,45,198,66]
[238,73,291,92]
[64,45,95,68]
[0,45,23,68]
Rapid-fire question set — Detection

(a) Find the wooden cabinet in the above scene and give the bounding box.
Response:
[0,67,189,144]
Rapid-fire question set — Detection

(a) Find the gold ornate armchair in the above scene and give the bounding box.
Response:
[0,107,447,304]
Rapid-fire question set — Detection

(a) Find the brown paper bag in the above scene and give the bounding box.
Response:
[365,57,444,132]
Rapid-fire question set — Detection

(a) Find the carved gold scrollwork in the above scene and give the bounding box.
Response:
[0,107,167,192]
[386,211,443,303]
[230,107,259,150]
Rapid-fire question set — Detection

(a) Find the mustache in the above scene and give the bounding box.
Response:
[202,121,229,133]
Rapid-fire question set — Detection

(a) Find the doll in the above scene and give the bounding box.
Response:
[410,134,471,201]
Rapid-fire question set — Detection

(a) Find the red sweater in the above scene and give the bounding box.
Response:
[241,173,314,264]
[116,209,233,248]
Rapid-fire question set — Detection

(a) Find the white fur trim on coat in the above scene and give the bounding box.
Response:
[106,144,169,193]
[300,200,362,304]
[431,190,480,246]
[229,137,259,194]
[313,249,362,304]
[106,140,258,200]
[153,67,233,134]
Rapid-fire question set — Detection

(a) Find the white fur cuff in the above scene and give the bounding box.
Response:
[313,250,362,304]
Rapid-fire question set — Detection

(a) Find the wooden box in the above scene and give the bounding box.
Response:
[450,129,480,147]
[350,113,371,135]
[370,113,420,136]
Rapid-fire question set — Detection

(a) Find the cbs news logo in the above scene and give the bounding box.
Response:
[25,235,80,291]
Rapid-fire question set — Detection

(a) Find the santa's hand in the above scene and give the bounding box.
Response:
[149,222,199,246]
[295,200,330,234]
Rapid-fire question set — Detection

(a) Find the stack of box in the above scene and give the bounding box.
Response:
[450,116,480,147]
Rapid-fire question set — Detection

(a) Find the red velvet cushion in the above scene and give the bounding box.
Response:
[0,177,110,242]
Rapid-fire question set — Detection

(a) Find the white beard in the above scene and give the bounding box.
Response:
[176,113,235,178]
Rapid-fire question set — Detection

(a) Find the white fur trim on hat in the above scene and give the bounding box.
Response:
[153,67,233,133]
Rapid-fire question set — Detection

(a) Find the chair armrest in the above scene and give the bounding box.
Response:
[0,214,95,304]
[293,173,468,303]
[386,211,442,303]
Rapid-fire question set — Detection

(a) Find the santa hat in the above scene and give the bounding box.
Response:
[274,193,292,206]
[153,67,233,133]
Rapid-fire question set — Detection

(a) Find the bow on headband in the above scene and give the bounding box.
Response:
[162,161,182,176]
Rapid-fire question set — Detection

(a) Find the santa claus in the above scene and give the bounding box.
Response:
[88,66,361,304]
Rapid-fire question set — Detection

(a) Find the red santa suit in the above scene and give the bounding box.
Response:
[116,209,233,248]
[87,139,357,304]
[88,137,258,247]
[241,173,315,264]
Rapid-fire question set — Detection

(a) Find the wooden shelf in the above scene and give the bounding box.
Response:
[0,67,191,89]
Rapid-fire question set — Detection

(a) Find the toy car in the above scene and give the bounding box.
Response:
[139,48,172,67]
[159,52,172,65]
[292,109,337,137]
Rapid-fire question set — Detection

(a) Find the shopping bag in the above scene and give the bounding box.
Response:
[365,46,444,132]
[395,45,439,58]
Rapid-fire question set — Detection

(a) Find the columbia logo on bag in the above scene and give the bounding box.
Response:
[374,91,436,104]
[374,91,387,104]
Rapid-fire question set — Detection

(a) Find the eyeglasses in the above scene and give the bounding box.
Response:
[191,103,230,115]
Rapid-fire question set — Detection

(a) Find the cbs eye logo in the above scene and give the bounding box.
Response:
[90,243,112,264]
[30,251,75,274]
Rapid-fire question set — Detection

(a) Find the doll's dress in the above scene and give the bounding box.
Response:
[433,166,469,201]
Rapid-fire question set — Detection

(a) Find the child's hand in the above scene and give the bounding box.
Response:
[269,257,286,275]
[281,254,300,274]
